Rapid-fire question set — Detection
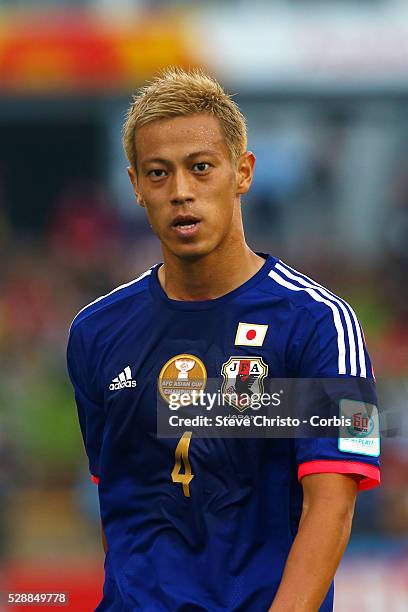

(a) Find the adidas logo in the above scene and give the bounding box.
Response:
[109,366,137,390]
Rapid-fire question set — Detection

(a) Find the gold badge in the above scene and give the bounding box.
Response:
[158,354,207,404]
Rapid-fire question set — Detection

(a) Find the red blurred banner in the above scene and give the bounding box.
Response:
[0,10,196,93]
[3,561,103,611]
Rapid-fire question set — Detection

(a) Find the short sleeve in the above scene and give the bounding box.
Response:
[67,323,105,482]
[294,302,380,491]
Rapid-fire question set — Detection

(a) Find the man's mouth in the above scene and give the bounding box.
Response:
[171,215,201,237]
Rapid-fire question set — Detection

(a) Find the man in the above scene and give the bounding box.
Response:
[67,68,380,611]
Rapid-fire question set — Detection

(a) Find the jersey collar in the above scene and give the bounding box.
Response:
[149,252,277,311]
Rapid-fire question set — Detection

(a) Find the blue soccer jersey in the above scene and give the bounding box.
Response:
[67,254,380,612]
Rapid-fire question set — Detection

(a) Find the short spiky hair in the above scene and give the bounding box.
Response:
[122,67,247,170]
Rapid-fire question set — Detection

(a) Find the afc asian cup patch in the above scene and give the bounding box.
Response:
[158,353,207,405]
[338,399,380,457]
[221,356,268,412]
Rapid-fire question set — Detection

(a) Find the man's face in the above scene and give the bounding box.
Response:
[128,113,253,261]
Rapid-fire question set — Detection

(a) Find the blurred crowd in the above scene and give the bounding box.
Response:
[0,179,162,559]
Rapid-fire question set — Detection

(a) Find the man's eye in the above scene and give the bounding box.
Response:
[148,169,167,179]
[193,163,211,173]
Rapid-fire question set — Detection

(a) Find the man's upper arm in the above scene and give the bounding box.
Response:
[293,299,380,491]
[67,322,105,482]
[101,524,108,553]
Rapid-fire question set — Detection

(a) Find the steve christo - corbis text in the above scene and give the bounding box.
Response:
[167,413,353,429]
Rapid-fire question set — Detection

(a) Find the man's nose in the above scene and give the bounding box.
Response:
[170,169,194,205]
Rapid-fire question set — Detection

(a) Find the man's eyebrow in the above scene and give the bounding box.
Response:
[141,150,220,166]
[141,157,169,165]
[185,149,220,159]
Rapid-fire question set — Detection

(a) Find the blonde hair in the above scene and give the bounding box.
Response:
[122,66,247,170]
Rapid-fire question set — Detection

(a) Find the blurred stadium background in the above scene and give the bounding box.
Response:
[0,0,407,610]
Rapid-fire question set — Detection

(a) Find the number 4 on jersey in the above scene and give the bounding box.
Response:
[171,431,194,497]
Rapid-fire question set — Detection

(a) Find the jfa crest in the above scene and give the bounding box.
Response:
[221,356,268,412]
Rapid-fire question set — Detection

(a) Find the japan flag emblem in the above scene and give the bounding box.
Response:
[235,322,268,347]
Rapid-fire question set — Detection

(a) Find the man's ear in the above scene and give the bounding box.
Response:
[236,151,256,197]
[127,166,145,208]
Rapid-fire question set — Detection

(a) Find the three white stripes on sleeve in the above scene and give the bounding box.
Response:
[269,261,367,377]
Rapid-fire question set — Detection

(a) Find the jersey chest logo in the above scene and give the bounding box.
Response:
[109,365,137,390]
[221,356,268,412]
[158,353,207,404]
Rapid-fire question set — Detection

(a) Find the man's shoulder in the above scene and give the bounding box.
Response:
[69,266,154,335]
[262,259,356,323]
[263,259,369,377]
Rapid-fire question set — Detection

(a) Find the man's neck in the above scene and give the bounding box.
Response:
[158,244,265,301]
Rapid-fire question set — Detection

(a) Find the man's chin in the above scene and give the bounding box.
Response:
[166,240,215,262]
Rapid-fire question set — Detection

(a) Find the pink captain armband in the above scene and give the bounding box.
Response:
[298,460,380,491]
